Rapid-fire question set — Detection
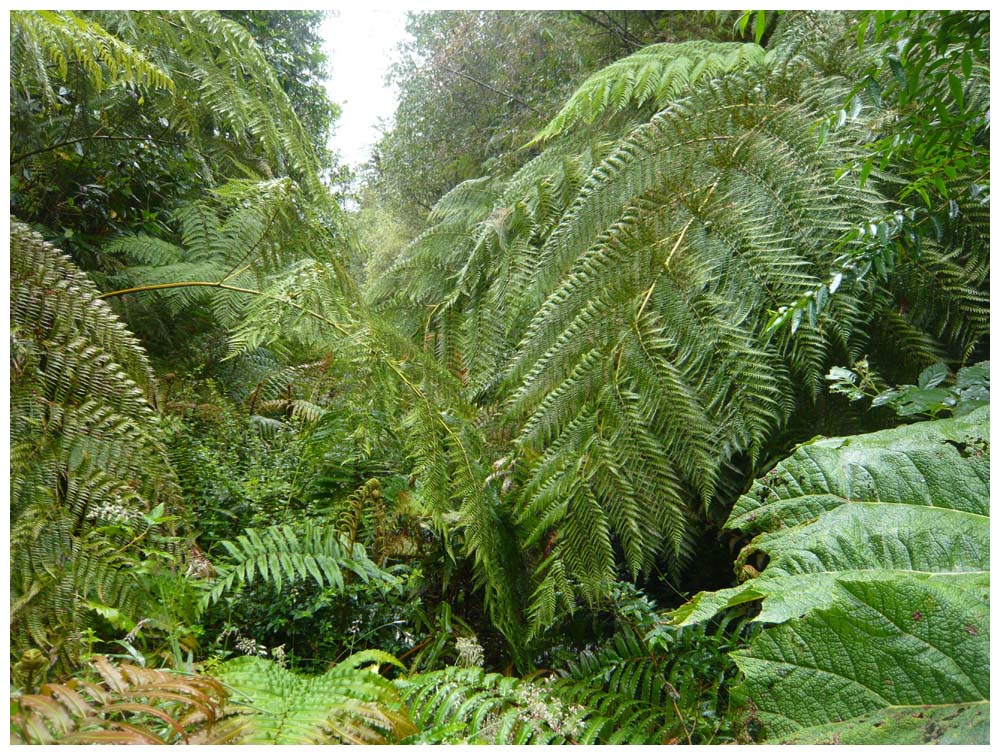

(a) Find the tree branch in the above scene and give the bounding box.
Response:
[576,11,644,50]
[439,65,543,115]
[11,133,184,165]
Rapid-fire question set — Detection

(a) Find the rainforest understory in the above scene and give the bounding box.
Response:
[9,9,990,745]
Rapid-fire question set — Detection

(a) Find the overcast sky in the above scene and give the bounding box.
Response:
[321,9,411,169]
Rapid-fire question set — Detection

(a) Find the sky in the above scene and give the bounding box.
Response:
[321,9,412,169]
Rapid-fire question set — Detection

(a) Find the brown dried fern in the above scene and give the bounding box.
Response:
[11,654,243,745]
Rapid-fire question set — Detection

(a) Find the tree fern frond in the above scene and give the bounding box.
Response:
[530,40,766,145]
[10,220,181,668]
[10,9,174,110]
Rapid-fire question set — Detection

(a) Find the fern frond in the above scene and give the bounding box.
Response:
[10,9,174,109]
[11,654,236,745]
[104,178,350,333]
[199,524,389,613]
[398,661,679,744]
[398,666,582,744]
[530,40,766,145]
[215,653,415,744]
[10,220,181,668]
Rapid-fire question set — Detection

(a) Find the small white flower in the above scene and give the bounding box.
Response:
[271,644,287,667]
[455,635,485,667]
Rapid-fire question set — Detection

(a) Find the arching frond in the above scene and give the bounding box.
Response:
[10,220,181,669]
[199,524,390,613]
[10,9,173,108]
[355,14,987,642]
[104,178,351,333]
[530,40,766,145]
[11,654,238,745]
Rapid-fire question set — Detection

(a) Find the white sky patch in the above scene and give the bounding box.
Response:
[322,9,411,168]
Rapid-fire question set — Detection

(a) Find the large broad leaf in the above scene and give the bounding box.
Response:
[674,408,989,743]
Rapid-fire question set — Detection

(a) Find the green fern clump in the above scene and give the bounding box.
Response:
[214,651,415,744]
[398,624,739,747]
[554,618,750,744]
[498,68,889,623]
[398,666,598,744]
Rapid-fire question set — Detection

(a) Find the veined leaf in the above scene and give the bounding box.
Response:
[674,408,989,743]
[781,701,989,745]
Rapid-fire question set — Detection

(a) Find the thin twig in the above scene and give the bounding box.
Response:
[440,65,543,114]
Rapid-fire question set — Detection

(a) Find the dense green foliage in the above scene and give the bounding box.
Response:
[11,10,333,262]
[9,9,989,746]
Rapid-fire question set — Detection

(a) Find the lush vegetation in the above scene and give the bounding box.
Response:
[9,9,989,745]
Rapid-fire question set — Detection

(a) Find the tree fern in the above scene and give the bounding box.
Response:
[360,12,988,642]
[496,72,877,613]
[10,220,182,670]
